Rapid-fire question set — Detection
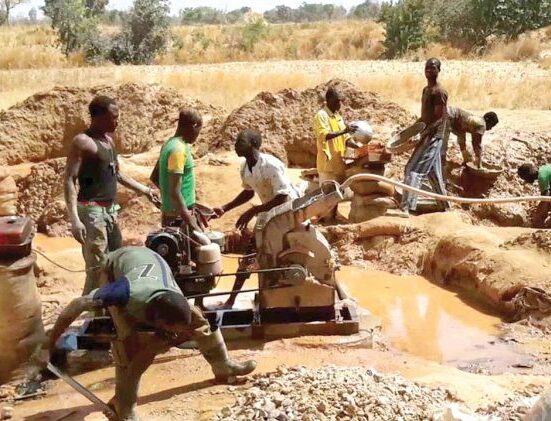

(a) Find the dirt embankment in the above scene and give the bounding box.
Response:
[0,83,224,165]
[210,79,413,167]
[323,212,551,320]
[9,80,551,235]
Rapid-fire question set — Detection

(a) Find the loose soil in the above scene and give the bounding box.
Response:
[4,78,551,420]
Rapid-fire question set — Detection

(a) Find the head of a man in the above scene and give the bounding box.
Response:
[144,291,191,333]
[424,58,441,82]
[177,108,203,144]
[326,87,344,113]
[89,96,119,134]
[235,128,262,158]
[517,163,538,184]
[483,111,499,131]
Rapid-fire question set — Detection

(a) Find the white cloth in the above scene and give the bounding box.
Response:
[240,153,303,204]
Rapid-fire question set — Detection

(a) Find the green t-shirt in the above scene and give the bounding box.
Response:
[159,137,196,214]
[538,165,551,195]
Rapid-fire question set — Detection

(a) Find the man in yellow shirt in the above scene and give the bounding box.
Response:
[313,87,359,221]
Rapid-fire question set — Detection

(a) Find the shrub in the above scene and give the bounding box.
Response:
[379,0,427,58]
[110,0,171,64]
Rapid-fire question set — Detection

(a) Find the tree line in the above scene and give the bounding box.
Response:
[4,0,548,63]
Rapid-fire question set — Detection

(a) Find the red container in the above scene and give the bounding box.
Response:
[0,216,34,258]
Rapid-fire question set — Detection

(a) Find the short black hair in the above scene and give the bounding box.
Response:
[483,111,499,127]
[426,57,441,70]
[145,291,191,326]
[237,128,262,149]
[89,96,116,117]
[177,108,202,129]
[326,86,343,102]
[517,163,537,183]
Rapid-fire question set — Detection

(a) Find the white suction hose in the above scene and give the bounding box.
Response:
[340,174,551,204]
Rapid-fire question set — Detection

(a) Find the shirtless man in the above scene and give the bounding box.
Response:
[447,107,499,167]
[64,96,158,296]
[401,58,449,214]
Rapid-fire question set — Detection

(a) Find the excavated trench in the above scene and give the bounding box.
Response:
[5,80,551,419]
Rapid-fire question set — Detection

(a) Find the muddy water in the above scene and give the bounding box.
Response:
[339,266,521,368]
[32,234,521,369]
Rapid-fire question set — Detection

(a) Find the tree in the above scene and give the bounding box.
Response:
[28,7,37,23]
[2,0,27,25]
[180,6,225,25]
[349,1,381,19]
[43,0,107,56]
[264,5,296,23]
[379,0,427,58]
[429,0,551,47]
[110,0,171,64]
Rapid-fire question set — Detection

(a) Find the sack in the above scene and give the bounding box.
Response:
[0,177,16,195]
[0,253,45,384]
[350,180,395,196]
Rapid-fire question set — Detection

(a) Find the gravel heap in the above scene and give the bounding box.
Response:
[214,366,450,421]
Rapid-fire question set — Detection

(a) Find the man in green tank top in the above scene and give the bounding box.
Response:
[46,246,256,421]
[151,108,206,232]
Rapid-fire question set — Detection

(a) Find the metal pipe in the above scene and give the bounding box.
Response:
[340,173,551,204]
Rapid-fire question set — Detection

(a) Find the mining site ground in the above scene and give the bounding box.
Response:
[2,60,551,420]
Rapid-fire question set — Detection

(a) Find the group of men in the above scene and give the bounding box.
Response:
[49,94,306,420]
[47,58,549,421]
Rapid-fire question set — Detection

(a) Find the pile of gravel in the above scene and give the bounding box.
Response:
[214,366,450,421]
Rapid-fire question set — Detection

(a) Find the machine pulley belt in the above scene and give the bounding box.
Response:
[186,284,292,299]
[183,266,298,280]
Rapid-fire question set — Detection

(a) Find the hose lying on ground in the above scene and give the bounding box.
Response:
[340,174,551,204]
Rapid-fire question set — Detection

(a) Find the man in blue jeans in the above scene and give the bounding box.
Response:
[401,58,450,215]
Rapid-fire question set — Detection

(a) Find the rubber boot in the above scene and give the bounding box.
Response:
[195,329,256,383]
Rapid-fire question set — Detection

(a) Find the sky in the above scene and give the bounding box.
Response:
[14,0,369,19]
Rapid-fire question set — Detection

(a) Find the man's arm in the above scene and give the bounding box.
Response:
[168,173,200,231]
[236,193,288,231]
[456,132,470,164]
[471,133,483,167]
[214,190,255,217]
[64,136,87,244]
[48,295,102,352]
[150,159,160,188]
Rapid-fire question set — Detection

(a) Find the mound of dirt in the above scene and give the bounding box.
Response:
[323,212,551,319]
[0,83,224,165]
[208,79,413,167]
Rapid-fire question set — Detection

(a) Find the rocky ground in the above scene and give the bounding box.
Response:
[3,77,551,420]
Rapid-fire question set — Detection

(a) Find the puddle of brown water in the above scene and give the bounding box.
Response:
[32,234,524,370]
[339,266,523,367]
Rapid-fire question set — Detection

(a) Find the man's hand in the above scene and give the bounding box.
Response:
[236,207,257,231]
[461,149,472,166]
[346,139,362,149]
[346,123,358,134]
[70,219,86,244]
[184,218,203,234]
[212,207,225,219]
[146,188,161,208]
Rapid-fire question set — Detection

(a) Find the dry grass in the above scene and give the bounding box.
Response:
[486,37,544,61]
[1,61,549,113]
[159,21,385,64]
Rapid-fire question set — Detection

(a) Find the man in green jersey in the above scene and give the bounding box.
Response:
[151,108,207,231]
[46,246,256,421]
[518,163,551,196]
[518,163,551,226]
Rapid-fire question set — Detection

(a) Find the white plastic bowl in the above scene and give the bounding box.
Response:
[350,120,373,143]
